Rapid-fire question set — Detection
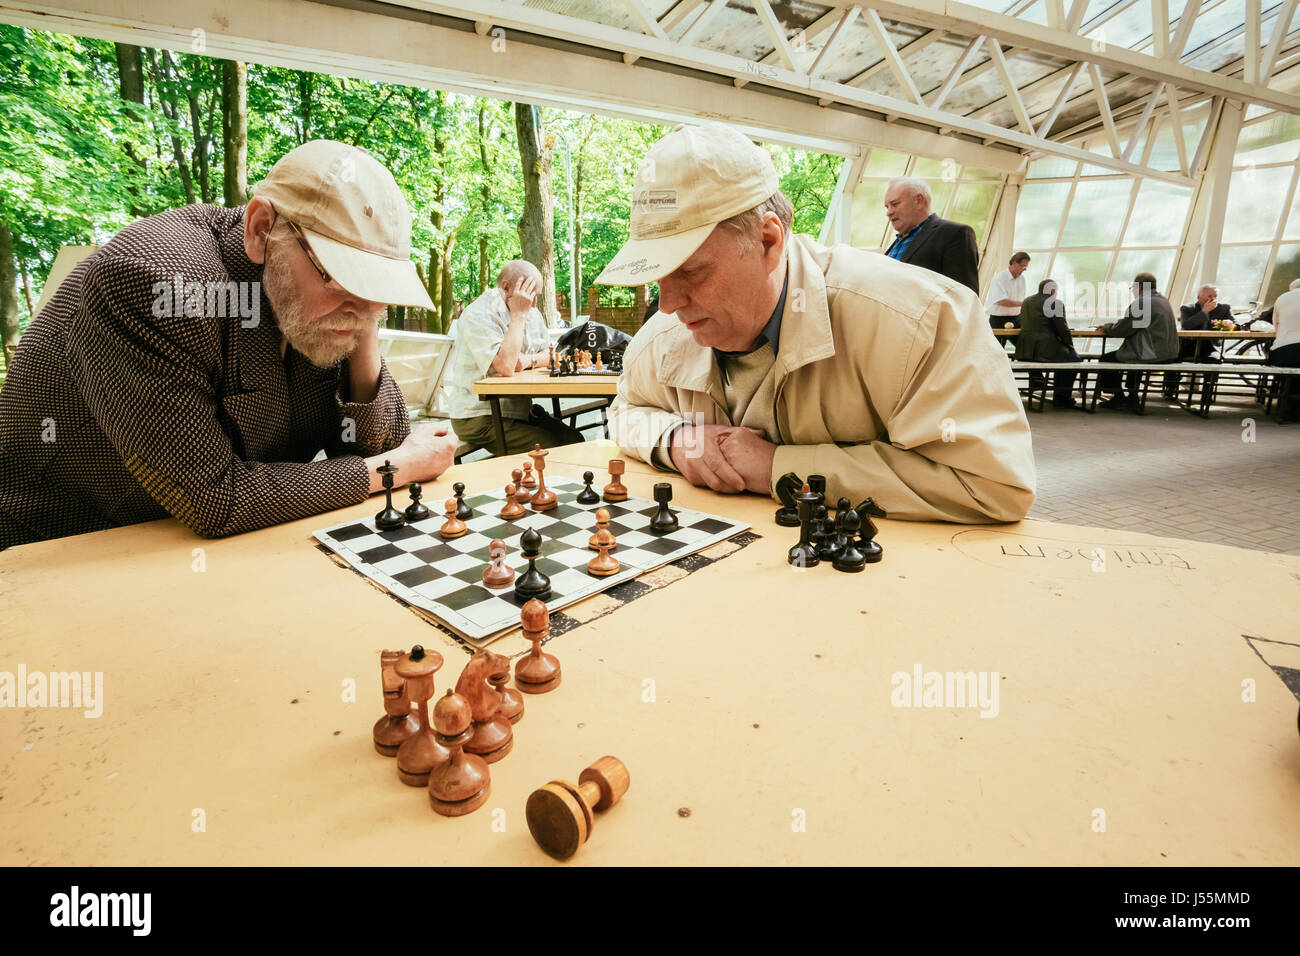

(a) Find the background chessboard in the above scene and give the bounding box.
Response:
[313,474,750,643]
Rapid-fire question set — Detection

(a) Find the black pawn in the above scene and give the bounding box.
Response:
[513,527,552,604]
[576,471,600,505]
[832,509,866,573]
[859,513,884,564]
[832,497,852,551]
[787,485,820,568]
[649,482,679,533]
[807,474,827,510]
[453,481,472,520]
[374,460,406,531]
[815,504,843,563]
[404,482,431,522]
[773,472,802,527]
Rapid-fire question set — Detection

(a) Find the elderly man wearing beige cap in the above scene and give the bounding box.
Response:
[602,123,1034,522]
[0,140,456,548]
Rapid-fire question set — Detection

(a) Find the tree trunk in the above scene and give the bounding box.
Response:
[514,104,559,327]
[479,235,489,297]
[0,219,20,349]
[440,236,456,334]
[221,60,248,207]
[19,258,35,320]
[298,73,313,144]
[114,43,149,218]
[149,49,197,205]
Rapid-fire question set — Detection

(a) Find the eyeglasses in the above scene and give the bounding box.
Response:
[271,211,344,292]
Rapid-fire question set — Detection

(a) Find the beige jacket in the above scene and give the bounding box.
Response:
[608,234,1036,523]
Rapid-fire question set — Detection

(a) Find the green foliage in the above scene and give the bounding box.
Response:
[1,23,837,334]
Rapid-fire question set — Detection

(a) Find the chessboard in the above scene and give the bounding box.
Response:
[313,473,750,644]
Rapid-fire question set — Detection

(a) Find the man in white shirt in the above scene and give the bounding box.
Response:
[1269,277,1300,421]
[984,252,1031,330]
[446,260,584,455]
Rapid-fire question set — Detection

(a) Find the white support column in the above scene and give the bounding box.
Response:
[819,152,867,246]
[1151,0,1169,60]
[979,171,1024,296]
[1244,0,1262,85]
[1198,100,1245,288]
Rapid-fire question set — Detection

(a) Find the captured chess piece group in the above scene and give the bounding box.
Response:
[781,473,884,572]
[372,603,628,857]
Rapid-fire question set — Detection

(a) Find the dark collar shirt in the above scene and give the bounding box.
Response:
[0,204,409,549]
[885,213,935,260]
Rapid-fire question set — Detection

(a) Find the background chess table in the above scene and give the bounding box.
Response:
[2,439,1298,865]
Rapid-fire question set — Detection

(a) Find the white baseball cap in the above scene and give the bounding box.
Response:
[254,140,434,309]
[596,123,780,285]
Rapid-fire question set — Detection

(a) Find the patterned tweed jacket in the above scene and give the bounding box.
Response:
[0,205,409,549]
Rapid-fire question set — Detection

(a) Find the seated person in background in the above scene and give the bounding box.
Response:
[601,122,1035,524]
[1267,277,1300,422]
[0,139,456,550]
[1166,284,1231,396]
[881,177,980,294]
[984,252,1030,330]
[1096,273,1179,410]
[1015,279,1080,409]
[445,260,584,456]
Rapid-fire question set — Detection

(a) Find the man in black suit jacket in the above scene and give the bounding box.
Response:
[882,177,980,294]
[1015,279,1080,408]
[1166,284,1232,396]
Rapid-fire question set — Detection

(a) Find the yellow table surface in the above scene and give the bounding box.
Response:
[2,440,1298,866]
[473,369,620,397]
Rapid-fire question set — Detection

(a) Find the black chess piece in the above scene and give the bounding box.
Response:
[453,481,473,520]
[809,503,827,553]
[856,497,887,519]
[375,460,407,531]
[774,472,803,527]
[787,483,820,568]
[513,528,552,604]
[649,482,679,533]
[807,474,827,510]
[859,512,884,564]
[814,504,843,563]
[576,471,600,505]
[832,509,867,573]
[404,482,431,522]
[832,497,852,550]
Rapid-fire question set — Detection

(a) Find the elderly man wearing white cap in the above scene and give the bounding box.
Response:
[602,123,1034,523]
[0,140,457,547]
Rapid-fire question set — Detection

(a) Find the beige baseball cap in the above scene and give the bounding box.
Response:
[596,122,779,285]
[253,140,433,309]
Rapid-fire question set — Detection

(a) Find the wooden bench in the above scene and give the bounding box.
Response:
[1009,360,1300,420]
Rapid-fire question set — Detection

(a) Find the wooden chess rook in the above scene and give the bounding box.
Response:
[526,756,630,860]
[393,645,448,786]
[373,649,418,756]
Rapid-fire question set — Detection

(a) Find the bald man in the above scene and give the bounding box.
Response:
[445,260,584,456]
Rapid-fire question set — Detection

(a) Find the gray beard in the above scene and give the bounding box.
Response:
[263,252,366,369]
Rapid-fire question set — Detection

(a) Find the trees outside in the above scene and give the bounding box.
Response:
[0,23,837,352]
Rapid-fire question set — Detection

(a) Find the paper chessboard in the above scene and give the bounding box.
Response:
[312,474,750,643]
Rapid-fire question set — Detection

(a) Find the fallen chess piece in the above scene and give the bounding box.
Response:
[526,756,630,860]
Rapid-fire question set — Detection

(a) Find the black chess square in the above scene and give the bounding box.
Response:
[377,524,424,541]
[411,543,460,563]
[692,518,731,535]
[441,583,494,611]
[638,537,681,556]
[601,504,633,517]
[393,565,439,588]
[330,523,373,542]
[357,543,404,563]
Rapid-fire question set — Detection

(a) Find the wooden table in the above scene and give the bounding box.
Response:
[472,369,620,451]
[995,328,1275,359]
[2,440,1298,865]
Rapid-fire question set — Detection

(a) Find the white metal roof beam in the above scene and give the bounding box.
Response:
[752,0,798,72]
[863,7,924,105]
[679,0,726,47]
[1088,64,1123,157]
[1122,82,1163,161]
[1170,0,1202,59]
[1262,0,1299,80]
[809,7,861,80]
[831,0,1300,112]
[1150,0,1169,59]
[984,37,1035,134]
